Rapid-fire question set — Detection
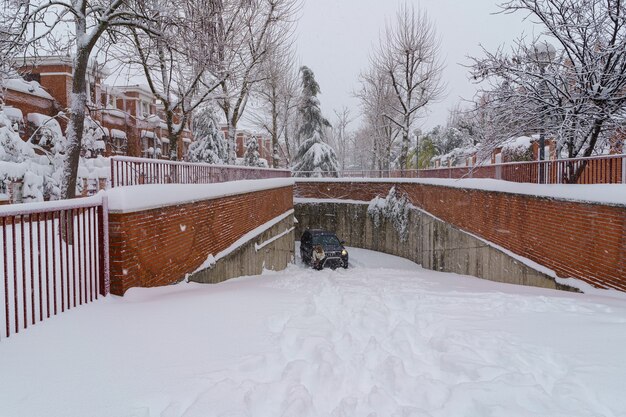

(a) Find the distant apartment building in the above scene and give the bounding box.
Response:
[3,56,275,164]
[2,56,194,160]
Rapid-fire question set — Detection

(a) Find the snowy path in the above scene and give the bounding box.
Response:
[1,248,625,417]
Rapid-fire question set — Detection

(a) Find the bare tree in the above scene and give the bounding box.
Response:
[356,66,401,171]
[331,107,353,171]
[247,43,299,167]
[371,2,445,170]
[212,0,300,162]
[472,0,626,166]
[1,0,158,199]
[118,0,225,160]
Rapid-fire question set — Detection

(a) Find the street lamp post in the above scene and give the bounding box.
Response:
[533,41,556,183]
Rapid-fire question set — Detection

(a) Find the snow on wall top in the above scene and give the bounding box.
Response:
[26,113,62,137]
[295,178,626,207]
[110,129,127,139]
[107,178,294,213]
[0,193,103,216]
[501,135,534,151]
[4,78,54,100]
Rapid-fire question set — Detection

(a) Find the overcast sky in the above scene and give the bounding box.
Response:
[295,0,538,131]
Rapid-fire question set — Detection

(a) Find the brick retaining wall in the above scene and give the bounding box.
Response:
[109,185,293,295]
[295,181,626,291]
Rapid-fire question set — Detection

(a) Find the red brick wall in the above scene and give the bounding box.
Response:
[108,186,293,295]
[295,181,626,291]
[39,74,71,110]
[5,90,56,119]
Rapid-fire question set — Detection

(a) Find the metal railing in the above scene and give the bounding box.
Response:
[0,195,109,340]
[110,156,291,187]
[295,154,626,185]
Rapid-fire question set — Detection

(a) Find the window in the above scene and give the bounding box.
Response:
[23,73,41,83]
[140,101,150,118]
[107,94,117,109]
[312,235,341,246]
[110,130,127,155]
[88,82,96,104]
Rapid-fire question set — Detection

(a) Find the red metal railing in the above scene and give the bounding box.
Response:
[110,156,291,187]
[300,154,626,185]
[0,196,109,340]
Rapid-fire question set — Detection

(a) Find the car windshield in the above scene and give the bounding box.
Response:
[312,234,341,246]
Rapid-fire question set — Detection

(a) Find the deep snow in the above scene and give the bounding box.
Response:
[1,248,625,417]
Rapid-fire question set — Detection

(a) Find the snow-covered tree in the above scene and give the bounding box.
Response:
[330,107,354,171]
[81,117,105,158]
[187,106,229,164]
[0,109,63,201]
[471,0,626,171]
[368,186,411,241]
[370,2,445,170]
[243,136,261,166]
[248,44,300,167]
[1,0,161,199]
[357,66,401,171]
[292,66,339,177]
[0,109,34,163]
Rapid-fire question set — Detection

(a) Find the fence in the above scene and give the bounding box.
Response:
[299,154,626,185]
[110,156,291,187]
[0,196,109,340]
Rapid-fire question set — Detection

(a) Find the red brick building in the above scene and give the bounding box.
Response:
[234,129,273,161]
[4,56,193,159]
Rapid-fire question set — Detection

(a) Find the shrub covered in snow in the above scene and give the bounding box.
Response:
[501,135,535,162]
[0,108,111,202]
[82,117,106,158]
[188,106,229,164]
[27,113,65,153]
[0,110,35,163]
[368,186,411,241]
[243,136,261,167]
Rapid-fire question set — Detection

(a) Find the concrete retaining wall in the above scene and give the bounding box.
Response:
[189,215,295,284]
[295,202,576,291]
[295,181,626,291]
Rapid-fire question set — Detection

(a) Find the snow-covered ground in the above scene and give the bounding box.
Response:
[1,248,625,417]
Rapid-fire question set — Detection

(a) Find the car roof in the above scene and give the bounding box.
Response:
[307,229,336,236]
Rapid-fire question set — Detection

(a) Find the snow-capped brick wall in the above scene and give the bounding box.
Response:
[294,180,626,292]
[4,81,57,122]
[108,182,293,295]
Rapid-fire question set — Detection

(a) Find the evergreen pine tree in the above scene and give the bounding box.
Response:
[243,136,261,167]
[292,66,339,177]
[187,106,229,164]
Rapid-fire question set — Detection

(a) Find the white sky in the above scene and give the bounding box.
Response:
[295,0,538,131]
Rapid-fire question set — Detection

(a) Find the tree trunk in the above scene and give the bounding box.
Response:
[166,110,180,161]
[568,118,604,183]
[227,121,237,163]
[271,97,279,168]
[61,51,89,200]
[399,116,410,172]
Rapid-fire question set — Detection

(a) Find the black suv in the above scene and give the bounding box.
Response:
[300,229,349,269]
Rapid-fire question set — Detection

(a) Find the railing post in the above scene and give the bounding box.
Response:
[110,158,115,188]
[97,195,110,296]
[622,156,626,184]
